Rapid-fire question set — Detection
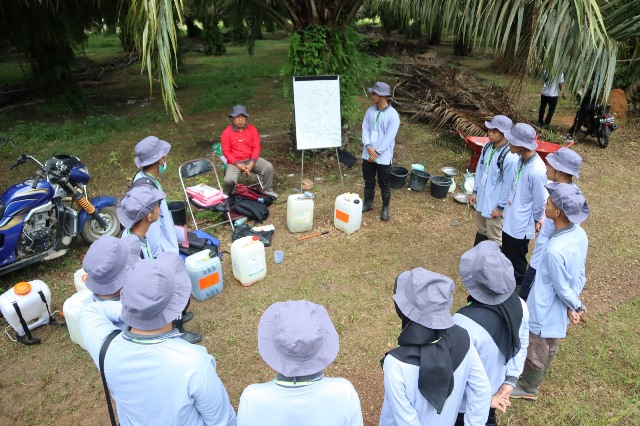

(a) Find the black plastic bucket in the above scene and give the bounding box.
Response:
[390,166,410,189]
[430,176,452,199]
[408,170,431,192]
[167,201,187,226]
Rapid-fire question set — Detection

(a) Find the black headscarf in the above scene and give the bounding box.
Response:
[383,302,470,414]
[457,292,523,361]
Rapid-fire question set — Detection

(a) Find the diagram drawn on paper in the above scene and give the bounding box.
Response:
[293,76,342,150]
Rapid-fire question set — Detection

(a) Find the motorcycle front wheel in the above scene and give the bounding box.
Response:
[597,126,610,148]
[82,205,121,243]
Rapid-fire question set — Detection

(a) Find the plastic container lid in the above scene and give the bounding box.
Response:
[14,281,32,295]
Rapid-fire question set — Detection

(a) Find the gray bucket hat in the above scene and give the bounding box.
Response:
[484,115,513,134]
[134,136,172,168]
[117,185,166,228]
[368,81,391,97]
[83,235,141,295]
[545,182,590,224]
[505,123,537,150]
[459,241,515,305]
[393,268,454,329]
[228,105,251,118]
[258,300,339,377]
[120,252,191,331]
[546,148,582,178]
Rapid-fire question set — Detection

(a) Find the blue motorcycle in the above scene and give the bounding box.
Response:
[0,140,121,275]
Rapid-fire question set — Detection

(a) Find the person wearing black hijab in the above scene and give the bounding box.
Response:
[453,241,530,426]
[379,268,491,425]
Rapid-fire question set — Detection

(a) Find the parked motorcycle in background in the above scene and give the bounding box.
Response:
[0,137,121,275]
[567,90,618,148]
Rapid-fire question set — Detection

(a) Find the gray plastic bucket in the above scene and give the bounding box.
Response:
[408,170,431,192]
[430,176,452,199]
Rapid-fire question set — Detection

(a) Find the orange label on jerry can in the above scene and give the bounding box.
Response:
[335,209,349,223]
[199,272,219,290]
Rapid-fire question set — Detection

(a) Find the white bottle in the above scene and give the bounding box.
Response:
[287,194,314,233]
[0,280,52,338]
[74,268,89,293]
[63,290,92,349]
[231,236,267,286]
[334,193,363,235]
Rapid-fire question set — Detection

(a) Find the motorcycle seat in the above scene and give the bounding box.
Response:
[0,200,4,219]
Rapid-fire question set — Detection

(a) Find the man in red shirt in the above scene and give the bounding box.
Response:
[220,105,277,197]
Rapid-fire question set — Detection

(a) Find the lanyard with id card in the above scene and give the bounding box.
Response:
[480,145,498,188]
[508,162,525,205]
[370,111,382,144]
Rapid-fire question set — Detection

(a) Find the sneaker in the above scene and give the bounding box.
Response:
[179,330,202,344]
[263,190,278,199]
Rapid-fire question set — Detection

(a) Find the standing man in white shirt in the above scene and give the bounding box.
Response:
[501,123,548,289]
[80,253,236,426]
[469,115,518,246]
[454,241,530,426]
[361,81,401,222]
[538,71,565,129]
[237,300,364,426]
[379,268,491,425]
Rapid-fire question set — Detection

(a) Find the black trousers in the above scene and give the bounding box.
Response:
[539,95,558,126]
[501,231,530,287]
[455,408,497,426]
[519,265,537,301]
[362,161,391,195]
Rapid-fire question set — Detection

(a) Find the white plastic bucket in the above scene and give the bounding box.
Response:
[74,268,89,293]
[62,290,92,349]
[0,280,52,338]
[287,194,314,233]
[185,249,224,301]
[334,193,363,235]
[231,236,267,286]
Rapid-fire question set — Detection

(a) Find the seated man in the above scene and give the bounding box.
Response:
[237,300,364,426]
[220,105,277,198]
[80,253,236,426]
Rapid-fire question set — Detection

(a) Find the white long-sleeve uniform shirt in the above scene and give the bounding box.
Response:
[473,143,519,217]
[453,297,529,398]
[361,105,400,165]
[528,224,588,338]
[80,301,236,426]
[237,377,364,426]
[379,346,491,426]
[503,153,548,240]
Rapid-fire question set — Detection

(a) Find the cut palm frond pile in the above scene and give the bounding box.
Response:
[391,51,517,137]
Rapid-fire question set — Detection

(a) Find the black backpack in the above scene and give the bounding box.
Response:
[480,143,510,179]
[232,196,269,222]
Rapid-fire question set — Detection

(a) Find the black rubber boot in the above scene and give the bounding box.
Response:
[173,318,202,344]
[381,192,390,221]
[362,189,374,212]
[474,232,489,247]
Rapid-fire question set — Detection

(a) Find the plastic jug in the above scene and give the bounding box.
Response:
[231,236,267,286]
[334,193,363,235]
[185,249,224,301]
[0,280,52,338]
[63,290,92,349]
[287,194,314,233]
[74,268,89,293]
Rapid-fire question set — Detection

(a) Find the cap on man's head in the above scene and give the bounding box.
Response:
[120,253,191,331]
[546,148,582,178]
[367,81,392,97]
[134,136,171,168]
[545,182,589,224]
[459,241,515,305]
[504,123,537,151]
[228,105,251,118]
[117,185,166,229]
[258,300,339,377]
[83,235,141,295]
[393,268,455,329]
[484,115,513,135]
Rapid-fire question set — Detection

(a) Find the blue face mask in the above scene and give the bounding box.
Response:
[159,160,167,174]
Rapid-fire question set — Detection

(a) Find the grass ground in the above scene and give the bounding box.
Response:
[0,33,639,425]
